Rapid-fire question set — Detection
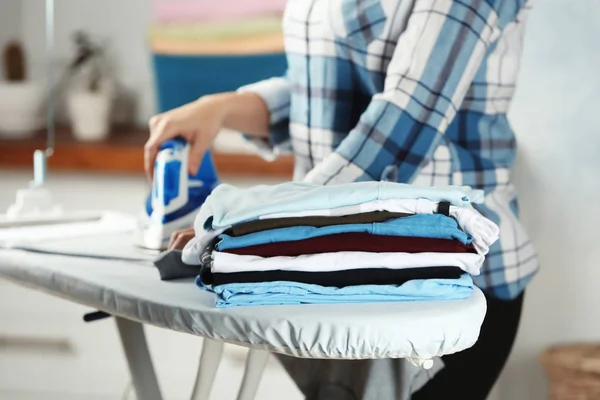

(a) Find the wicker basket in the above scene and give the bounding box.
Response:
[540,344,600,399]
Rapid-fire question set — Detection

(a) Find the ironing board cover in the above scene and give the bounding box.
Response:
[0,231,486,361]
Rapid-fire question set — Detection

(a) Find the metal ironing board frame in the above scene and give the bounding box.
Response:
[115,318,269,400]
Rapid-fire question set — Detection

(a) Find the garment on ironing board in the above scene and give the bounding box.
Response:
[223,233,476,257]
[226,210,413,236]
[154,250,200,280]
[199,274,474,308]
[217,214,473,251]
[202,266,463,287]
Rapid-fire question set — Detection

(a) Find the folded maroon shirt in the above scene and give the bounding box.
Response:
[222,232,477,257]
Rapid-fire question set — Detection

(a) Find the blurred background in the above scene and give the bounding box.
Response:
[0,0,598,399]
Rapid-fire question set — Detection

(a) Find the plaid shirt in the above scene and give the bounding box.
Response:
[239,0,538,300]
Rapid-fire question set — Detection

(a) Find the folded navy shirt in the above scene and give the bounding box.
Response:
[201,266,464,287]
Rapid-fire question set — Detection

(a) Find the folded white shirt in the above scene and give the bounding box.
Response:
[211,251,485,275]
[259,198,499,255]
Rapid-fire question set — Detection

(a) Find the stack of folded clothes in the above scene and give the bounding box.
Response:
[181,182,499,308]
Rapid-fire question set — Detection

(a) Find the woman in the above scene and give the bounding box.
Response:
[145,0,539,398]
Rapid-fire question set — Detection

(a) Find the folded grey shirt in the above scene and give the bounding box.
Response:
[154,250,200,280]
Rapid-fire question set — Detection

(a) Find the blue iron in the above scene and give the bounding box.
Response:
[134,138,219,250]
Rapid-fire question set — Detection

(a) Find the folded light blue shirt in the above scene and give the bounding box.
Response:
[197,274,474,308]
[217,214,472,251]
[198,181,484,230]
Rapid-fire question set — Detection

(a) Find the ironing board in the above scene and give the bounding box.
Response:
[0,230,487,400]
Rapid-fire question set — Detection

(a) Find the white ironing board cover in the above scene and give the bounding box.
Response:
[0,232,486,361]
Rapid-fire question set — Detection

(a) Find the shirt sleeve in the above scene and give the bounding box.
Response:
[237,76,292,161]
[303,0,501,185]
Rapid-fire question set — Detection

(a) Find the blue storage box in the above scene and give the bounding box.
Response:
[152,52,287,112]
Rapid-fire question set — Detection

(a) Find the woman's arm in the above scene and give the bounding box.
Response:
[144,91,269,179]
[303,0,501,185]
[236,76,294,161]
[144,75,292,179]
[220,92,271,137]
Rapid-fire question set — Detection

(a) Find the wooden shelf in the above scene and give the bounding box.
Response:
[0,127,294,177]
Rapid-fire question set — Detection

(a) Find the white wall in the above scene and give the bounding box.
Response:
[0,0,22,64]
[503,0,600,398]
[20,0,156,124]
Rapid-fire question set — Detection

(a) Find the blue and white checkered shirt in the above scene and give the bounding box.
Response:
[239,0,538,300]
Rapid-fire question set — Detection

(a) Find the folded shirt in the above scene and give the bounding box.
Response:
[149,16,283,42]
[154,250,199,281]
[211,251,485,275]
[150,32,284,55]
[206,182,483,229]
[261,198,499,255]
[227,211,413,237]
[217,214,473,251]
[201,266,464,287]
[153,0,286,24]
[198,274,475,308]
[222,233,476,257]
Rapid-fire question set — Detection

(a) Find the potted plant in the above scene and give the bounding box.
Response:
[0,41,44,138]
[65,32,114,142]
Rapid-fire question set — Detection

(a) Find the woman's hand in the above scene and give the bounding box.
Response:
[145,95,227,181]
[144,91,271,181]
[167,228,195,251]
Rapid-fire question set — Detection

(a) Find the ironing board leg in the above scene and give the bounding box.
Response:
[236,349,269,400]
[190,339,224,400]
[115,317,163,400]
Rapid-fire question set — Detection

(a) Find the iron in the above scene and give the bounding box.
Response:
[133,138,219,250]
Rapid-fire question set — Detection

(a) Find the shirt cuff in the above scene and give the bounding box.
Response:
[237,78,292,161]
